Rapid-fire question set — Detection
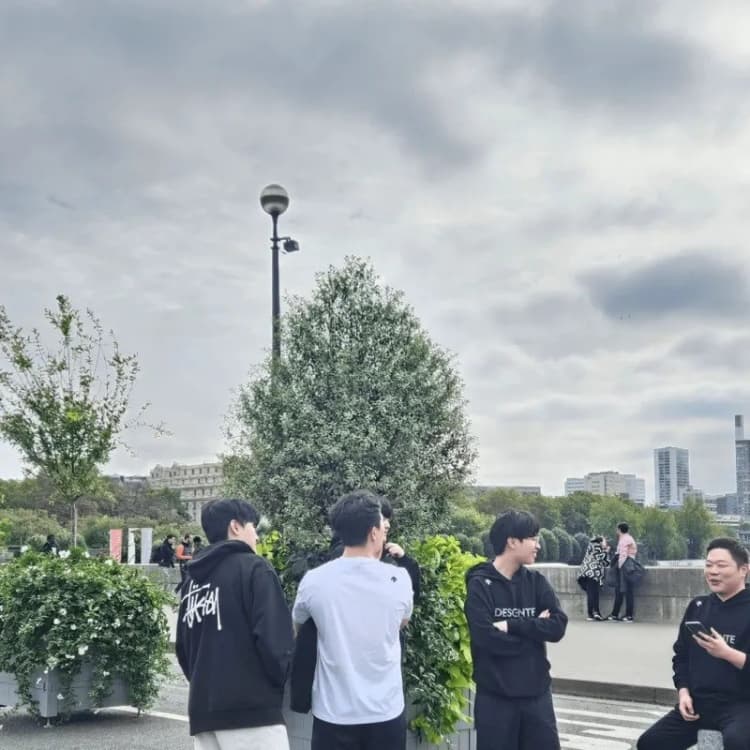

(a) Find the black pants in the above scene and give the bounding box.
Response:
[474,689,560,750]
[583,578,601,617]
[637,701,750,750]
[311,711,406,750]
[610,568,634,618]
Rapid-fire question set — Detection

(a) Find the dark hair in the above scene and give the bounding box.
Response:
[617,522,629,534]
[193,536,202,545]
[707,537,749,567]
[380,497,393,520]
[201,499,260,544]
[46,534,56,542]
[590,536,604,544]
[329,490,383,547]
[489,509,540,556]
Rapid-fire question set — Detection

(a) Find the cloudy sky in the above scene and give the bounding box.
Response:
[2,0,750,502]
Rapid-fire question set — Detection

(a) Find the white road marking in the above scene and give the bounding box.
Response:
[98,706,189,723]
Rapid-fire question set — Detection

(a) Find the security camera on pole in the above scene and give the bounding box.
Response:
[260,184,300,359]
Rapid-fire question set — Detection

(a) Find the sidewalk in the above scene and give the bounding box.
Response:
[166,608,680,705]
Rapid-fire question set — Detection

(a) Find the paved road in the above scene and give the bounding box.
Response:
[1,673,672,750]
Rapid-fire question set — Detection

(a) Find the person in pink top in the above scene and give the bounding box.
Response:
[607,522,638,622]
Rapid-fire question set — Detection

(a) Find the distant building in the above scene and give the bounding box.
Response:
[497,485,542,496]
[564,478,585,495]
[736,415,750,517]
[654,447,690,507]
[471,485,542,497]
[715,493,740,516]
[149,461,225,521]
[564,471,645,504]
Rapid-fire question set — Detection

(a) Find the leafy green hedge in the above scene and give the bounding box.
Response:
[0,550,171,718]
[404,535,482,742]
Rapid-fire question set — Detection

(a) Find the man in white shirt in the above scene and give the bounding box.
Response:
[292,490,413,750]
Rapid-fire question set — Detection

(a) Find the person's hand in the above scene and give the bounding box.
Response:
[493,620,508,633]
[539,609,551,619]
[678,688,699,721]
[384,542,405,559]
[694,628,731,659]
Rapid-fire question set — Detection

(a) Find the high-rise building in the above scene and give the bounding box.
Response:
[736,415,750,517]
[564,471,645,503]
[149,461,225,521]
[653,447,690,507]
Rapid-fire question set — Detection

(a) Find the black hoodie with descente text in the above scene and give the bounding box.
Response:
[464,562,568,698]
[673,587,750,704]
[175,540,294,736]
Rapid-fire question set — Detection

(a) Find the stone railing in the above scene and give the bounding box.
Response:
[535,563,709,624]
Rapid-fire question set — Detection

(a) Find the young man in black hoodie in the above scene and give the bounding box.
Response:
[637,538,750,750]
[464,509,568,750]
[176,499,294,750]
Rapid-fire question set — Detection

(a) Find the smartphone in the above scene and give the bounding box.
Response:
[685,620,710,637]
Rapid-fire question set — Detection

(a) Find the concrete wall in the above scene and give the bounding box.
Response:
[536,563,709,624]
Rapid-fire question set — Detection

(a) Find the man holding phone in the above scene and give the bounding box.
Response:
[637,538,750,750]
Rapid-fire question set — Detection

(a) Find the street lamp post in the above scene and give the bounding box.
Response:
[260,184,299,358]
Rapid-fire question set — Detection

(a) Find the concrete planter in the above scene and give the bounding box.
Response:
[283,690,476,750]
[0,663,129,719]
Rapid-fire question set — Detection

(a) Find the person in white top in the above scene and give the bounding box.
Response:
[607,521,638,622]
[292,490,413,750]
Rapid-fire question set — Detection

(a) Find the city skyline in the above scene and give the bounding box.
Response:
[2,1,750,500]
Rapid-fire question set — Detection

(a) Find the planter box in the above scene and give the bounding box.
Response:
[283,689,476,750]
[0,663,129,719]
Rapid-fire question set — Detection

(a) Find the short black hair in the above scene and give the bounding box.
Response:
[46,534,56,542]
[329,490,383,547]
[193,536,202,544]
[707,537,749,567]
[380,497,393,520]
[489,509,540,556]
[201,498,260,544]
[617,522,629,534]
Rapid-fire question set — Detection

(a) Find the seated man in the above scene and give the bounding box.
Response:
[637,538,750,750]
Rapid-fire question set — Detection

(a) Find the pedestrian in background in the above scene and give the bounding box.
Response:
[607,522,638,622]
[577,536,609,621]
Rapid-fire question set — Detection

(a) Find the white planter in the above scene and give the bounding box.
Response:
[0,663,130,719]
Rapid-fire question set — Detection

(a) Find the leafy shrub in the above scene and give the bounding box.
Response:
[551,527,572,562]
[0,551,171,719]
[538,528,558,562]
[404,535,482,743]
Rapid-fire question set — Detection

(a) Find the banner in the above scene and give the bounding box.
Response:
[141,527,153,565]
[109,529,123,562]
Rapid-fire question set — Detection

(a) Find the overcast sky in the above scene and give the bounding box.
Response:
[2,0,750,501]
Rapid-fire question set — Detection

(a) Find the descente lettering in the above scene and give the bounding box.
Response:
[494,607,537,618]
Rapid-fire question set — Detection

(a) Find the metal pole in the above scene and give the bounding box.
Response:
[271,212,281,359]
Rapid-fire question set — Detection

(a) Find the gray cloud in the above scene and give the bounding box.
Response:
[582,252,749,321]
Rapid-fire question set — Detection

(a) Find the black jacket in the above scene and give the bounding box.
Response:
[673,588,750,704]
[175,540,294,735]
[464,561,567,698]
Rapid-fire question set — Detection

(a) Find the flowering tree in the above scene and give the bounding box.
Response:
[0,296,157,545]
[224,257,476,548]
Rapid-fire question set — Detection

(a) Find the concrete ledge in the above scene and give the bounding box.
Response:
[535,563,708,624]
[551,677,675,706]
[698,729,723,749]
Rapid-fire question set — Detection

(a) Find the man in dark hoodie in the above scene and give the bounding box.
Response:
[464,509,567,750]
[176,498,294,750]
[637,537,750,750]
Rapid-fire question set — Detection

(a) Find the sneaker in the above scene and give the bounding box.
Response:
[586,616,595,621]
[622,616,634,623]
[593,613,604,621]
[607,615,621,621]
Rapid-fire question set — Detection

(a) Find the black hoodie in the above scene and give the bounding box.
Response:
[464,561,568,698]
[175,540,294,736]
[673,588,750,704]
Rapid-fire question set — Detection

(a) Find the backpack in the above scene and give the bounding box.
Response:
[149,544,163,565]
